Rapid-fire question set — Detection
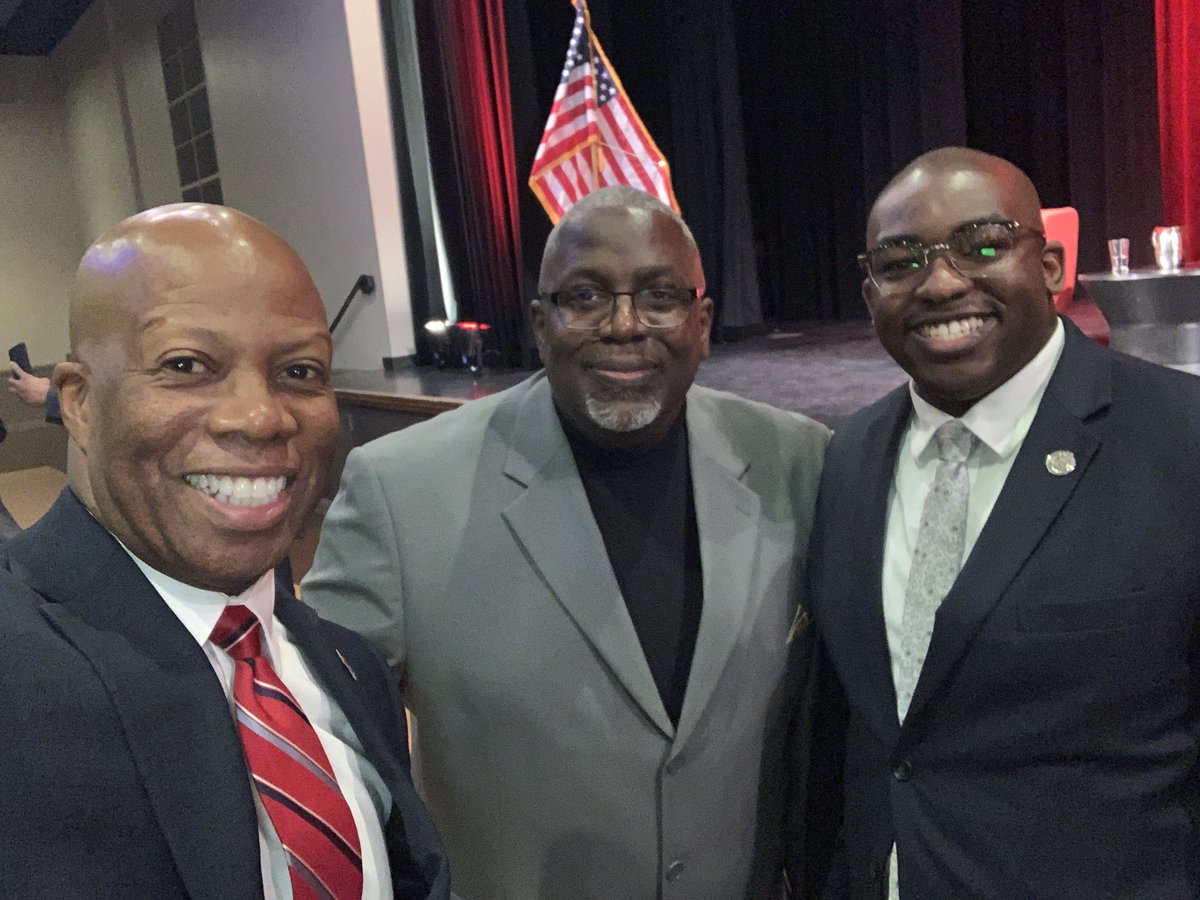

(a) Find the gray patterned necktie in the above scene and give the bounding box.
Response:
[895,420,976,722]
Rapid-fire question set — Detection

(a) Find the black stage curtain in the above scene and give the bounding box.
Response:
[738,0,968,321]
[505,0,1159,324]
[963,0,1163,275]
[738,0,1160,320]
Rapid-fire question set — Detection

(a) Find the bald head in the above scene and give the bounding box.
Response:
[867,147,1045,245]
[538,186,702,294]
[55,203,339,594]
[70,204,321,366]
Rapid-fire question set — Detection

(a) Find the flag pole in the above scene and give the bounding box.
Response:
[578,0,601,185]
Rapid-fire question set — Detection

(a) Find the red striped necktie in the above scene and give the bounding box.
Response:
[211,605,364,900]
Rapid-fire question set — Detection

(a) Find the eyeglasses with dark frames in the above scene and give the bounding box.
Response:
[543,287,700,331]
[858,220,1045,292]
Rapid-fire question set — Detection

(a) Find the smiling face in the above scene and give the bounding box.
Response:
[57,205,338,595]
[531,204,713,448]
[863,152,1064,416]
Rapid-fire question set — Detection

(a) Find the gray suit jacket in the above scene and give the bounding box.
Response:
[304,373,830,899]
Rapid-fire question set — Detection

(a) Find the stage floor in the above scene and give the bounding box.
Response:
[697,320,904,427]
[333,320,906,430]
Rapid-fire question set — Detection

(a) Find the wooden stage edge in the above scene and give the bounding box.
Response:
[334,388,464,418]
[332,366,528,420]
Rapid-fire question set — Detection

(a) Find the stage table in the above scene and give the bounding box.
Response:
[1078,268,1200,374]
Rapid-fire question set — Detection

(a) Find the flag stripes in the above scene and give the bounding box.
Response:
[529,0,677,223]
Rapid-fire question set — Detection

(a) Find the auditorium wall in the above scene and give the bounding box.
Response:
[51,0,179,243]
[197,0,415,368]
[0,56,83,363]
[1,0,416,372]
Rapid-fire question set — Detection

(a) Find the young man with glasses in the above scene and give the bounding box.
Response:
[798,147,1200,898]
[304,185,830,898]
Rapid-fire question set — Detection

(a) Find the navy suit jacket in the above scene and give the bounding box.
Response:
[0,489,450,899]
[801,321,1200,898]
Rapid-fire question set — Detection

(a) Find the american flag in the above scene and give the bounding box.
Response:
[529,0,678,223]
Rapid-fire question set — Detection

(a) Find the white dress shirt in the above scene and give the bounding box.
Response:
[881,318,1064,897]
[124,550,395,900]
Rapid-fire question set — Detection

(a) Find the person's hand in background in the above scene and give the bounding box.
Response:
[8,361,51,407]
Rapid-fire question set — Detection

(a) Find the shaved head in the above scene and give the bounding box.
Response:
[70,204,322,370]
[867,147,1045,245]
[538,186,702,295]
[56,203,338,594]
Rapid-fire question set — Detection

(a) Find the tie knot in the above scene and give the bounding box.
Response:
[933,420,975,463]
[210,604,263,661]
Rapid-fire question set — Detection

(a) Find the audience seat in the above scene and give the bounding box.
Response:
[0,466,67,529]
[1040,207,1109,344]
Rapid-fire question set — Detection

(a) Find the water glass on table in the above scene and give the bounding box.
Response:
[1107,237,1130,276]
[1152,226,1183,271]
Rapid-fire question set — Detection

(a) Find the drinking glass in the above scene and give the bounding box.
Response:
[1107,238,1130,276]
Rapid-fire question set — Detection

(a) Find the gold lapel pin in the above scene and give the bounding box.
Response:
[1045,449,1076,476]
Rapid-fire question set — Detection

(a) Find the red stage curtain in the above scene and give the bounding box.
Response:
[1157,0,1200,263]
[414,0,525,365]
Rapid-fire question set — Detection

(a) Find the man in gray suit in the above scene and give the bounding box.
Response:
[304,186,830,898]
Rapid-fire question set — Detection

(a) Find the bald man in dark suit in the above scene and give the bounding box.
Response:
[0,205,449,899]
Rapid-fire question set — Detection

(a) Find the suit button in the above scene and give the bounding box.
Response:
[893,759,913,781]
[665,755,685,775]
[867,861,883,881]
[665,860,684,881]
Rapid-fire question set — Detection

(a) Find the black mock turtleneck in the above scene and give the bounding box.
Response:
[559,409,703,727]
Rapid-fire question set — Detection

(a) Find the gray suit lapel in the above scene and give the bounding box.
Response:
[500,378,674,737]
[13,492,262,900]
[905,325,1110,724]
[673,395,762,749]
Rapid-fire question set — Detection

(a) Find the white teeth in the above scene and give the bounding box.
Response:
[917,316,985,340]
[185,474,287,507]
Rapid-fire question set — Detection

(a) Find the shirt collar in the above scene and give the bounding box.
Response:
[907,317,1065,460]
[118,542,279,660]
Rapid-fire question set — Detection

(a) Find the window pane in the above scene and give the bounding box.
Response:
[188,87,211,136]
[161,54,184,102]
[176,143,198,186]
[157,5,187,55]
[194,132,218,180]
[169,100,191,147]
[200,179,224,205]
[176,1,198,46]
[180,41,205,92]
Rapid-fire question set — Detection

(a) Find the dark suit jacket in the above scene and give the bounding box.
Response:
[0,489,450,899]
[801,321,1200,899]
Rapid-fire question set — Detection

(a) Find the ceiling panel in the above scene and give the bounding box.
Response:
[0,0,95,56]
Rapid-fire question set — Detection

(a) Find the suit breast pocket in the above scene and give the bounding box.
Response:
[1016,587,1156,634]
